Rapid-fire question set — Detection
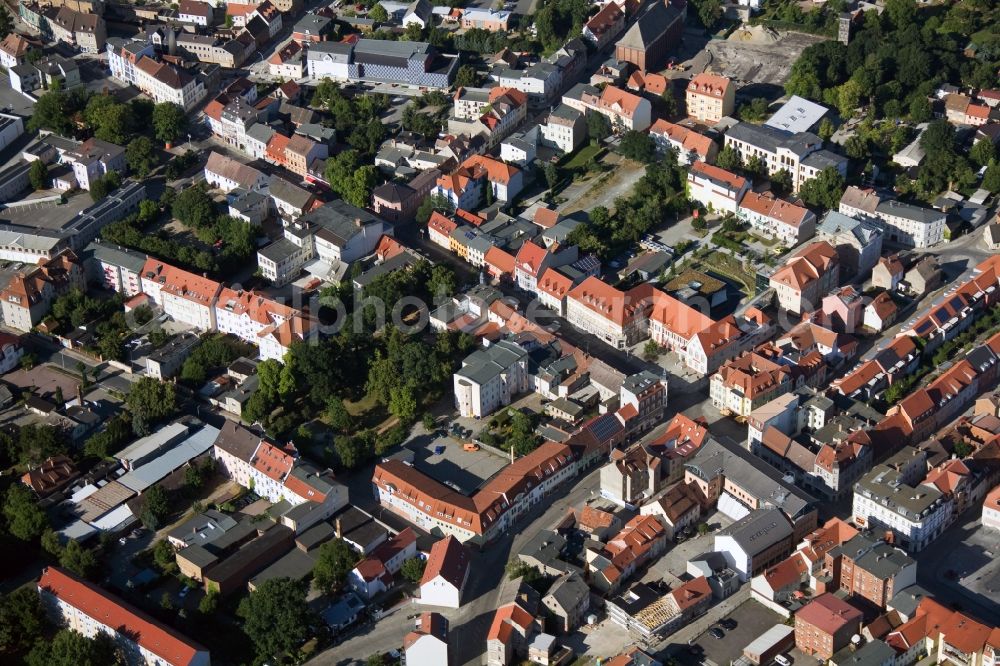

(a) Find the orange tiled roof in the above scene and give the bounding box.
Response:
[770,241,838,291]
[484,246,515,275]
[536,267,573,300]
[687,72,731,97]
[567,277,656,327]
[39,568,205,665]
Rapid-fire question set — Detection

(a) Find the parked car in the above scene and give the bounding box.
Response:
[709,628,724,639]
[774,655,791,666]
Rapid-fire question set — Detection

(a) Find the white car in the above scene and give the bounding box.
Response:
[774,655,791,666]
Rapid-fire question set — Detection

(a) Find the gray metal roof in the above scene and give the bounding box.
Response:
[855,465,945,518]
[167,510,238,548]
[686,438,816,520]
[268,174,313,210]
[258,237,303,263]
[302,200,381,248]
[115,422,190,465]
[84,240,148,273]
[544,571,589,611]
[456,339,527,386]
[726,122,823,158]
[874,199,945,224]
[716,507,793,556]
[118,425,220,493]
[833,533,915,579]
[831,639,896,666]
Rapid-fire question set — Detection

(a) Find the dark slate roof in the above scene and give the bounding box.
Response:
[617,1,681,50]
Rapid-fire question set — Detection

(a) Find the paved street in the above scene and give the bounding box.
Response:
[307,466,604,665]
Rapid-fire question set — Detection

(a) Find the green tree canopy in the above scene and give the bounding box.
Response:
[312,539,359,593]
[126,136,157,177]
[0,587,45,655]
[152,102,188,144]
[25,628,119,666]
[587,112,611,145]
[29,160,49,191]
[798,167,846,210]
[238,578,317,664]
[125,377,177,428]
[618,130,656,163]
[368,2,388,21]
[3,484,47,541]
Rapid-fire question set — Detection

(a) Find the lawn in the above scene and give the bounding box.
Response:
[562,144,604,171]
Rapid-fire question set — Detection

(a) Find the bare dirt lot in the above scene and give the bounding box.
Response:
[701,30,827,87]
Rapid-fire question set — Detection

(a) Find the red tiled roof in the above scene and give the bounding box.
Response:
[250,441,294,482]
[484,246,515,275]
[38,568,206,665]
[690,161,747,191]
[421,536,469,588]
[796,593,863,635]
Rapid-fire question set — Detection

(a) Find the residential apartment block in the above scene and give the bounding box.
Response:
[724,122,847,192]
[768,241,840,314]
[107,40,207,111]
[839,186,946,249]
[562,83,652,132]
[687,162,750,214]
[686,73,734,125]
[737,191,816,247]
[453,339,531,418]
[39,567,211,666]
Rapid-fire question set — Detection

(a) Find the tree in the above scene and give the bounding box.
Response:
[690,0,722,29]
[326,398,354,433]
[126,136,157,177]
[618,130,656,163]
[818,118,835,141]
[89,178,109,203]
[587,112,611,145]
[368,2,388,21]
[454,64,479,88]
[427,264,456,298]
[422,413,436,430]
[400,557,426,583]
[642,339,661,361]
[697,522,710,536]
[312,539,359,593]
[59,539,98,579]
[971,139,997,168]
[171,184,216,228]
[0,587,45,655]
[738,97,769,122]
[199,589,218,615]
[0,7,13,40]
[27,160,49,192]
[367,654,386,666]
[798,167,845,210]
[884,0,916,29]
[126,377,177,429]
[3,484,47,541]
[388,386,418,422]
[324,150,377,208]
[983,162,1000,194]
[543,163,560,191]
[771,169,793,196]
[139,485,170,530]
[152,102,188,145]
[25,629,118,666]
[85,95,131,144]
[715,146,742,172]
[238,578,316,664]
[29,90,73,135]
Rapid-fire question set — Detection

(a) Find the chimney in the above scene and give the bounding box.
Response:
[355,217,363,228]
[335,518,342,538]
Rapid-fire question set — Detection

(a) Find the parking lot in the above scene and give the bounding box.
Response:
[685,600,784,666]
[640,510,734,587]
[407,430,509,495]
